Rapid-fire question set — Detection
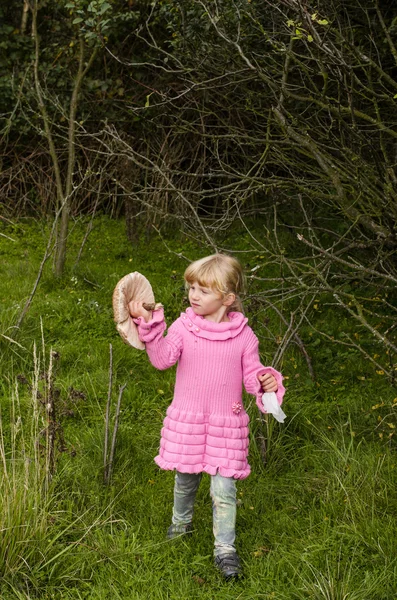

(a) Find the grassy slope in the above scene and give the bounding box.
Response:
[0,216,396,599]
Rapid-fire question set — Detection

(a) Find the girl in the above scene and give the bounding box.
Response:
[129,254,285,580]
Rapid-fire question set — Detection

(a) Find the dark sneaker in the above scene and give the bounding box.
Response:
[166,522,193,539]
[214,552,242,580]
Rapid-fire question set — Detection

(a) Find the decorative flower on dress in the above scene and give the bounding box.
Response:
[232,402,242,415]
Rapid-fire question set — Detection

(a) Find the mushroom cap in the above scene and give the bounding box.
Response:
[112,272,162,349]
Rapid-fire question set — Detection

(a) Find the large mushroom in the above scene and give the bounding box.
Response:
[112,272,162,349]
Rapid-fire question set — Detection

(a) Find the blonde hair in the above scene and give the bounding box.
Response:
[184,254,245,313]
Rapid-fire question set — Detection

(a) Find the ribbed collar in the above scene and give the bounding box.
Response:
[180,307,248,340]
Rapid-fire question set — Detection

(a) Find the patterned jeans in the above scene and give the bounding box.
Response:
[171,470,237,557]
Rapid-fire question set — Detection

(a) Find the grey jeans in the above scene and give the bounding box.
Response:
[171,471,237,556]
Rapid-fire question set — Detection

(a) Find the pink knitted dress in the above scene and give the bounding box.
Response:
[135,307,285,480]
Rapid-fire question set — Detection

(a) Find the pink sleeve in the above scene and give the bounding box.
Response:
[134,308,183,370]
[242,330,285,413]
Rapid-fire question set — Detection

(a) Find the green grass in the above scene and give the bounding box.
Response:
[0,216,396,599]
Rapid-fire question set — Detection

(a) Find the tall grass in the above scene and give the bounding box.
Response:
[0,344,51,585]
[0,340,130,595]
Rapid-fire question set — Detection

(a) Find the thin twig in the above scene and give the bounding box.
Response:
[106,383,127,484]
[14,197,68,332]
[14,237,55,332]
[73,178,101,270]
[297,234,397,283]
[0,232,16,242]
[262,298,315,379]
[103,343,113,483]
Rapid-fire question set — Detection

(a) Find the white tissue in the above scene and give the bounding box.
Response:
[261,392,286,423]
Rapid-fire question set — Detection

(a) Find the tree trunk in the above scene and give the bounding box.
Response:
[53,39,97,276]
[21,0,29,34]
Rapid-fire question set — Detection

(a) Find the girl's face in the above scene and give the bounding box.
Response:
[188,281,233,322]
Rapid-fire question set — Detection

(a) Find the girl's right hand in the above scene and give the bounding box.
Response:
[128,300,153,323]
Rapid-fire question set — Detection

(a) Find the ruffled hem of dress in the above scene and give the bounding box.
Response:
[154,455,250,480]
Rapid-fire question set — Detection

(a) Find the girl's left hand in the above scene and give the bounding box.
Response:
[258,373,278,393]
